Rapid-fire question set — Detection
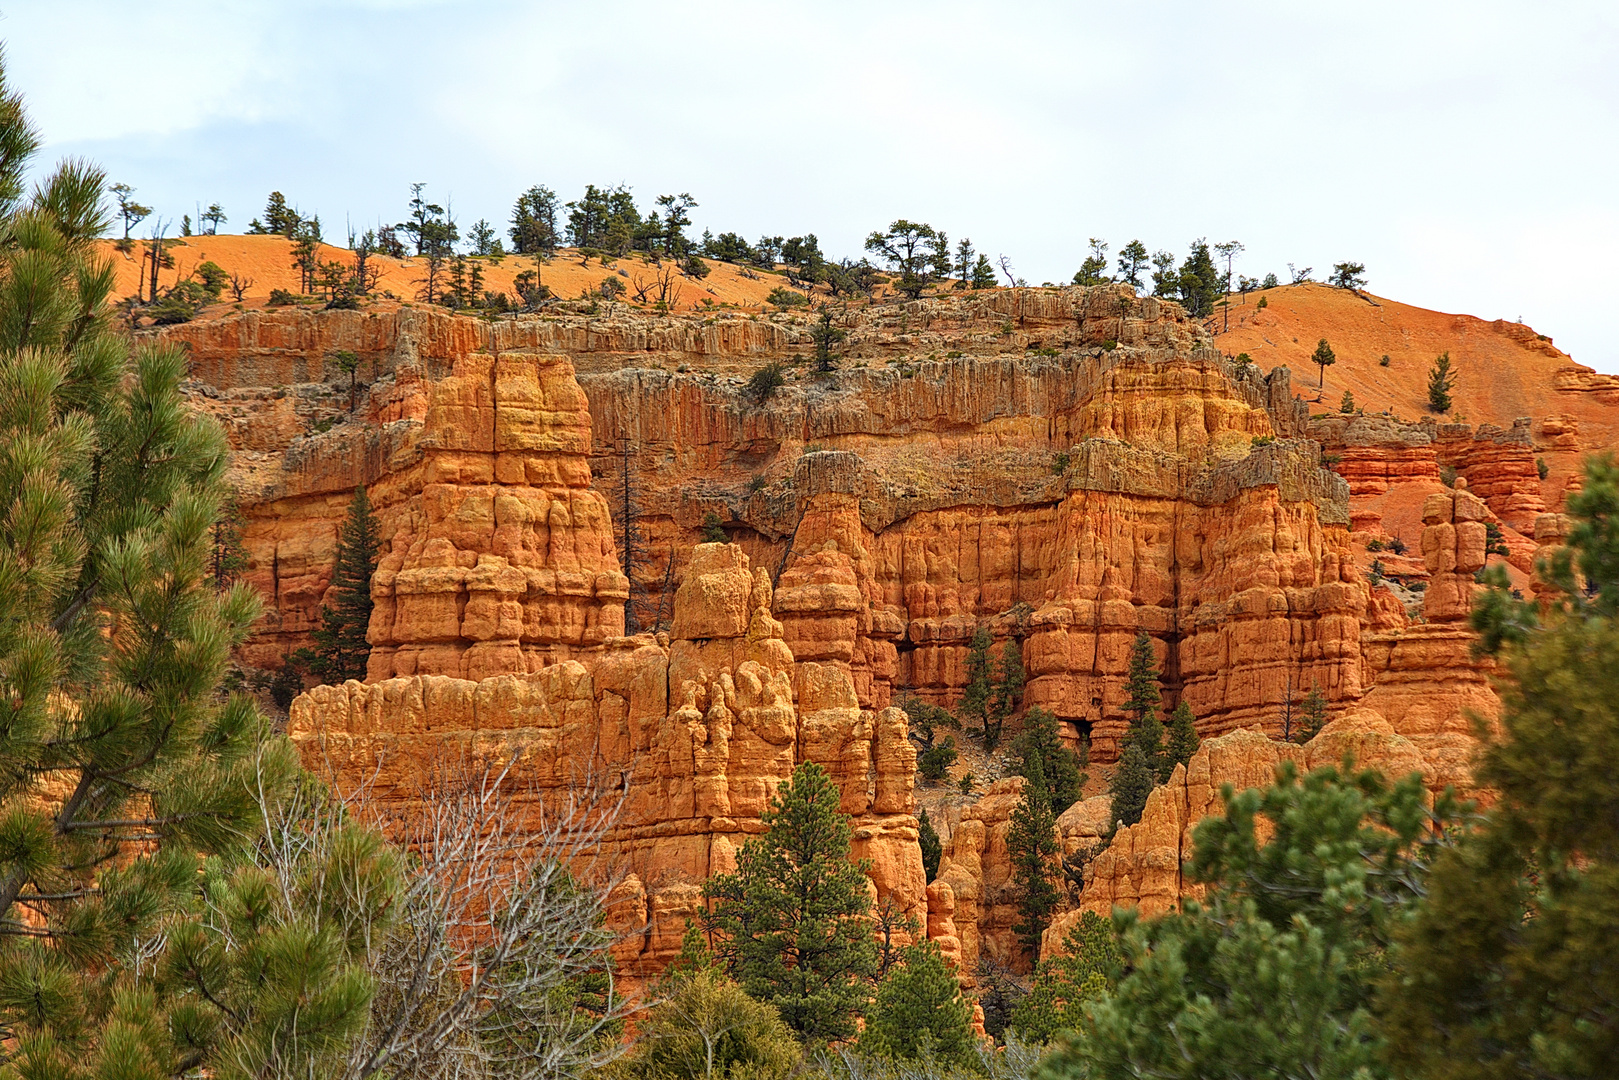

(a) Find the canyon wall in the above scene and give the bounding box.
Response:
[161,280,1611,978]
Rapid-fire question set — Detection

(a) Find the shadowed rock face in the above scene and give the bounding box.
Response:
[168,281,1610,976]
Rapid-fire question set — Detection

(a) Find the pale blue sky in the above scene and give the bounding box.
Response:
[6,1,1617,371]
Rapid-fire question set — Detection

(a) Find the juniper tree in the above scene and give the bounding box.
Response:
[1385,452,1619,1079]
[1427,351,1455,413]
[859,942,978,1069]
[809,305,846,374]
[296,485,381,684]
[1313,337,1337,388]
[1008,753,1062,959]
[702,762,878,1043]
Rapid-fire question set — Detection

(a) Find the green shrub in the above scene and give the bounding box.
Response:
[747,362,787,404]
[1537,456,1550,480]
[612,968,798,1080]
[918,736,958,783]
[267,287,298,306]
[767,286,807,308]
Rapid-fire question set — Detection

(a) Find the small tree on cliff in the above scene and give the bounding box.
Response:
[702,762,878,1043]
[919,808,943,884]
[1312,337,1337,389]
[1108,743,1155,831]
[1166,699,1201,774]
[1427,351,1455,413]
[986,638,1027,750]
[1124,631,1161,719]
[1015,706,1086,815]
[299,485,382,684]
[1009,753,1063,960]
[959,625,995,743]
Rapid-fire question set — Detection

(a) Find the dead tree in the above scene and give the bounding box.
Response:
[228,272,254,302]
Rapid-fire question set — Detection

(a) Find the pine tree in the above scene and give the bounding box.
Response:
[299,485,381,684]
[0,69,312,1077]
[1108,743,1154,831]
[1427,351,1455,413]
[1297,685,1329,743]
[1008,753,1062,959]
[959,625,995,743]
[1340,389,1356,413]
[662,921,719,984]
[918,807,942,884]
[1011,910,1122,1043]
[702,762,877,1042]
[860,942,978,1068]
[1385,452,1619,1079]
[699,510,727,543]
[985,638,1026,751]
[1044,762,1440,1079]
[1132,707,1169,783]
[1015,706,1086,814]
[1166,699,1201,772]
[1312,337,1337,388]
[1123,631,1161,718]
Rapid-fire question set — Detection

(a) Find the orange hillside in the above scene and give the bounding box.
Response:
[94,233,793,313]
[1214,282,1619,447]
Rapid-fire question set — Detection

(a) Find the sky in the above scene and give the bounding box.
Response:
[6,0,1618,372]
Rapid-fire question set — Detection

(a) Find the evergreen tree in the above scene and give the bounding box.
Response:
[699,510,727,543]
[1014,706,1085,814]
[859,942,978,1068]
[1165,699,1200,773]
[1108,743,1154,831]
[615,966,798,1080]
[1072,237,1110,286]
[958,625,995,743]
[0,70,314,1076]
[702,762,878,1042]
[1312,337,1337,388]
[1008,754,1061,959]
[663,921,719,983]
[809,305,846,374]
[1329,261,1368,290]
[1045,762,1441,1080]
[1385,452,1619,1079]
[1010,910,1122,1043]
[1115,239,1149,289]
[969,253,997,289]
[864,220,940,299]
[1341,389,1356,413]
[1177,238,1221,317]
[918,807,942,884]
[1123,631,1161,719]
[1132,707,1169,783]
[1297,684,1329,743]
[1427,351,1455,413]
[985,638,1026,751]
[298,486,381,684]
[510,184,561,256]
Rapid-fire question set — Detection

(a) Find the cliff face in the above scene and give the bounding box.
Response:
[166,279,1611,977]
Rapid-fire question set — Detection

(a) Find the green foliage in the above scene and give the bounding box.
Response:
[958,626,995,745]
[969,254,998,290]
[987,640,1026,750]
[1261,273,1279,289]
[860,942,978,1068]
[1329,261,1368,289]
[1123,631,1160,719]
[1008,754,1061,958]
[1297,685,1329,743]
[1427,351,1455,413]
[1043,761,1442,1080]
[1165,700,1200,772]
[1369,558,1385,585]
[1176,239,1221,317]
[1256,293,1268,308]
[1312,336,1336,387]
[295,486,381,684]
[617,967,799,1080]
[700,511,727,544]
[767,286,807,309]
[1011,911,1121,1043]
[509,184,561,255]
[810,306,847,373]
[1340,389,1356,413]
[919,808,942,884]
[1131,708,1169,783]
[865,220,946,299]
[919,736,958,784]
[1537,456,1550,480]
[1389,451,1619,1078]
[1379,353,1391,367]
[1115,239,1149,289]
[703,762,877,1042]
[1050,450,1070,474]
[194,259,228,299]
[1107,743,1154,832]
[1014,707,1085,815]
[1484,519,1511,559]
[267,287,298,306]
[1071,238,1110,286]
[746,362,787,405]
[903,696,960,751]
